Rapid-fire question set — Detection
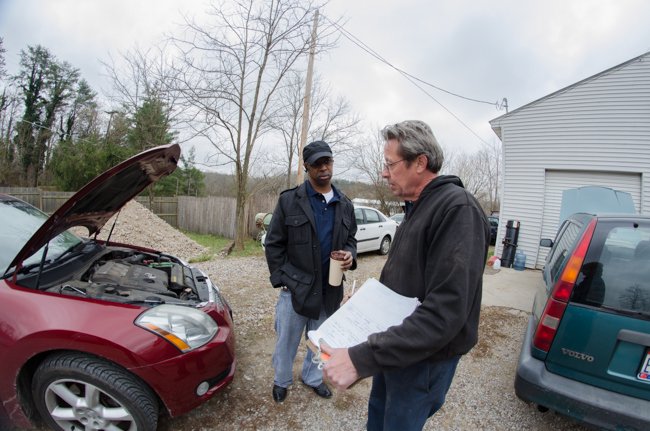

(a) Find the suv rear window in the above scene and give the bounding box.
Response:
[572,220,650,314]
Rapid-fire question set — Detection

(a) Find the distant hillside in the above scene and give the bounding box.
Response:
[202,171,380,200]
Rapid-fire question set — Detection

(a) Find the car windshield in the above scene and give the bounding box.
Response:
[572,220,650,314]
[0,198,82,274]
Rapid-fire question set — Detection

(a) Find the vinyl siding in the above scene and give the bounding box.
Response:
[491,53,650,269]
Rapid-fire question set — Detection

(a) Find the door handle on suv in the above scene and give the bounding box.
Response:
[618,329,650,346]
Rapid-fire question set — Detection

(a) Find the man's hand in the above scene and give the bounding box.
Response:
[321,342,360,390]
[339,250,354,271]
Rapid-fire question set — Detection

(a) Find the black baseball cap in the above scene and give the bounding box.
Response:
[303,140,333,165]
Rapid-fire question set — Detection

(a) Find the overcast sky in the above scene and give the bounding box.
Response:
[2,0,650,173]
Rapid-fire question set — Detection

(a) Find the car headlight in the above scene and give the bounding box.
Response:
[135,304,218,352]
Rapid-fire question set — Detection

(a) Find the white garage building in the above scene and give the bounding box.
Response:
[490,51,650,269]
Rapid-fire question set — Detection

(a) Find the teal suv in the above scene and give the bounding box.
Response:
[515,212,650,430]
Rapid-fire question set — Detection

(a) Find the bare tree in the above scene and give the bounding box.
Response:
[483,139,502,214]
[310,91,361,172]
[270,71,360,188]
[170,0,338,250]
[0,87,21,184]
[350,130,396,215]
[269,71,303,187]
[444,142,502,214]
[102,43,186,135]
[0,37,6,79]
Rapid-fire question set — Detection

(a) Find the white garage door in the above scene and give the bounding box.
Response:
[536,170,642,268]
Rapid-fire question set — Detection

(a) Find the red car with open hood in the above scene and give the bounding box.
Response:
[0,144,236,431]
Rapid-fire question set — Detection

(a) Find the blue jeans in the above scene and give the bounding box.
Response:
[367,355,461,431]
[272,289,327,388]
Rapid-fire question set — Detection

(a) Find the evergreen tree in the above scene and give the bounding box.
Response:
[13,45,79,186]
[155,147,205,196]
[127,97,174,153]
[49,134,104,190]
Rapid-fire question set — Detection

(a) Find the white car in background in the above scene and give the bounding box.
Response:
[389,212,405,225]
[354,205,398,255]
[260,205,398,256]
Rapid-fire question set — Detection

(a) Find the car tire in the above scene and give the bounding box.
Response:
[378,235,391,255]
[32,352,159,431]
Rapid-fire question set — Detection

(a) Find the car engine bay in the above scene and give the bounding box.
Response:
[38,247,211,305]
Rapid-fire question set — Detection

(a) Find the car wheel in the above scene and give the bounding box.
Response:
[378,235,391,255]
[32,352,158,431]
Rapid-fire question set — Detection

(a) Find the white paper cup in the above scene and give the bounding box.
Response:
[328,251,345,286]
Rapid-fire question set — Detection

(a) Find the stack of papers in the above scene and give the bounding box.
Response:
[308,278,420,349]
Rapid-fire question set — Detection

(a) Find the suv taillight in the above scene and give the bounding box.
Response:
[532,219,597,352]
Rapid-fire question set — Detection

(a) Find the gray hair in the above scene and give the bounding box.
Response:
[381,120,444,173]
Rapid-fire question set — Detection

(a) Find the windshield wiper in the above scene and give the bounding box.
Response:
[2,243,52,285]
[53,240,88,263]
[17,260,51,275]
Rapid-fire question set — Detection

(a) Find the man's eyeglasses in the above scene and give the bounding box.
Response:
[383,159,406,172]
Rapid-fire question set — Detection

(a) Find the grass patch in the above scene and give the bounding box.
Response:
[183,231,265,259]
[188,253,214,263]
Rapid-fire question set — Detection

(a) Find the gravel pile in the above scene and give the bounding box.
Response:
[75,200,209,262]
[81,201,589,430]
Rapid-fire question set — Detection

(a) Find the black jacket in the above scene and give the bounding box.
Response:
[265,181,357,319]
[349,175,489,378]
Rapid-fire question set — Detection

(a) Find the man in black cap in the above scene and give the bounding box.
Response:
[264,140,358,402]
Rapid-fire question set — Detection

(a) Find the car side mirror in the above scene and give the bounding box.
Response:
[539,238,553,247]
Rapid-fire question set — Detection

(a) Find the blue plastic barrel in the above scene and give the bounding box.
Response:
[513,250,526,271]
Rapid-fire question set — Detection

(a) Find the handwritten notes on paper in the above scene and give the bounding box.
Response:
[308,278,420,349]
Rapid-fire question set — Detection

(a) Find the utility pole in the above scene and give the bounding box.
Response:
[296,9,319,185]
[104,110,118,140]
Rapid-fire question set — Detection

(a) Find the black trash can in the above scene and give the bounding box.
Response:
[501,220,520,268]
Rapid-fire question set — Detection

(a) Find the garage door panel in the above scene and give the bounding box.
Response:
[538,170,641,268]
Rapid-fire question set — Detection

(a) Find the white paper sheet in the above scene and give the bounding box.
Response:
[308,278,420,349]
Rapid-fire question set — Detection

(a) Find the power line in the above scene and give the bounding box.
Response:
[322,15,504,145]
[18,119,104,147]
[19,119,55,132]
[326,16,499,107]
[400,72,492,146]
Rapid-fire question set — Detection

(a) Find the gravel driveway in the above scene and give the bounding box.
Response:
[154,253,589,431]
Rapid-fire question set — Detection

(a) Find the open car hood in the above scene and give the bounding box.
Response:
[10,144,181,270]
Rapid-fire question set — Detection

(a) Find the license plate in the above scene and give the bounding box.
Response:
[637,350,650,381]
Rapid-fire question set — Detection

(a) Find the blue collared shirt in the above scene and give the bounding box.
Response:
[305,181,341,286]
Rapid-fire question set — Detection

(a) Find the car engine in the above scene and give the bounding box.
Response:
[44,248,208,305]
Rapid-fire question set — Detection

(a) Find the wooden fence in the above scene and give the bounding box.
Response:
[1,187,279,239]
[178,194,278,238]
